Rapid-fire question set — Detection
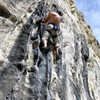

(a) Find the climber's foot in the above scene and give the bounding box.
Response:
[56,50,62,61]
[41,47,49,56]
[28,65,39,73]
[56,54,60,60]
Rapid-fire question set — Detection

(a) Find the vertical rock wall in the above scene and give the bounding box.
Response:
[0,0,100,100]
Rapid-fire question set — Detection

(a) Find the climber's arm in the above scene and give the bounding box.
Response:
[41,13,50,23]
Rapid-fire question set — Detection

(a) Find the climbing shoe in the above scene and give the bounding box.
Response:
[41,47,46,55]
[56,54,60,60]
[28,65,39,73]
[56,50,62,61]
[41,47,49,56]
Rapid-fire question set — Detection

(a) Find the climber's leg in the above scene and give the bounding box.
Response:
[41,24,53,48]
[55,46,59,55]
[41,30,50,56]
[42,39,47,48]
[41,30,49,48]
[50,30,60,60]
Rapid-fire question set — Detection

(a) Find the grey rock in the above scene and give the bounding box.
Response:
[0,0,100,100]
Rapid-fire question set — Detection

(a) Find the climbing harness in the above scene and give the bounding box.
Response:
[53,24,60,31]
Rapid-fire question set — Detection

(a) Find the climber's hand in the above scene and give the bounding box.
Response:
[36,19,42,25]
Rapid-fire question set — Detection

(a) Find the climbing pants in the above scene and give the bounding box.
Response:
[41,24,59,47]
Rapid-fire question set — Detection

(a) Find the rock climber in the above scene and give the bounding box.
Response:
[41,11,62,59]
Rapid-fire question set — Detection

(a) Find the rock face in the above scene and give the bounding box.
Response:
[0,0,100,100]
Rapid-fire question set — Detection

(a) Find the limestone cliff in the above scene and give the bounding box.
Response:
[0,0,100,100]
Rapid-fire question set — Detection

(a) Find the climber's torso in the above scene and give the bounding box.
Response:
[42,12,61,25]
[48,12,61,25]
